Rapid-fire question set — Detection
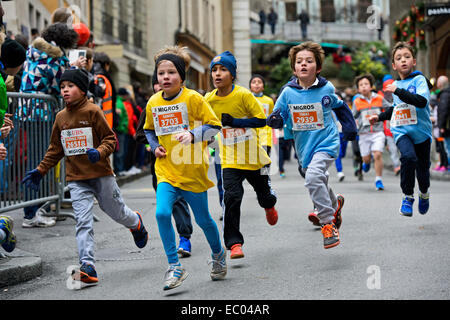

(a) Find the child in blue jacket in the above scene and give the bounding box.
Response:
[268,41,357,249]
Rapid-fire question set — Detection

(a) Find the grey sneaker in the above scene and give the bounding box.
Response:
[163,264,188,290]
[209,248,227,281]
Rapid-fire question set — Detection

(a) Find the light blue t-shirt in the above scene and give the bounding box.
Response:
[391,74,432,144]
[274,81,342,168]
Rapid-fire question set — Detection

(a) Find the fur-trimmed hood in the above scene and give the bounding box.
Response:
[29,37,64,60]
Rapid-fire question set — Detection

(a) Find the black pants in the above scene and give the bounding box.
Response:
[222,168,277,249]
[396,135,431,196]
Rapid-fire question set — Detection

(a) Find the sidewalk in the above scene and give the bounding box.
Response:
[0,169,151,289]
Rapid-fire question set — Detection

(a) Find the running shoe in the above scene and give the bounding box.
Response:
[399,195,414,217]
[375,180,384,191]
[130,211,148,249]
[0,216,16,253]
[308,208,320,226]
[337,172,345,182]
[230,244,244,259]
[177,236,192,257]
[321,223,340,249]
[362,162,370,173]
[280,172,286,178]
[71,263,98,287]
[22,211,56,228]
[418,192,429,215]
[333,194,344,229]
[209,248,227,280]
[163,264,188,290]
[265,207,278,225]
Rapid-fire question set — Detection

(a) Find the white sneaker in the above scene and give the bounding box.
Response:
[22,212,56,228]
[163,264,188,290]
[337,172,345,182]
[209,248,227,281]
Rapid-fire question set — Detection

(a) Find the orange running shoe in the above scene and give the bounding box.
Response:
[265,207,278,225]
[230,244,244,259]
[321,223,340,249]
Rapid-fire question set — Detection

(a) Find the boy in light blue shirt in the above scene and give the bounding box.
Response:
[369,42,433,217]
[268,42,357,249]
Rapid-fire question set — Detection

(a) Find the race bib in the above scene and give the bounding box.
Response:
[261,103,270,116]
[289,103,324,131]
[361,109,380,127]
[390,103,417,127]
[221,127,253,145]
[152,103,189,136]
[61,127,94,156]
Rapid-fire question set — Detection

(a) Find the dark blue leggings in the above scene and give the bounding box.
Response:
[396,135,431,196]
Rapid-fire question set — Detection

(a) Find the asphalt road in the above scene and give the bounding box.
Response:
[2,155,450,302]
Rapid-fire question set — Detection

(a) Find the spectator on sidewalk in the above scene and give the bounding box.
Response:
[298,10,310,40]
[19,22,78,228]
[92,52,117,129]
[114,88,129,175]
[268,7,278,35]
[437,75,450,166]
[259,9,266,35]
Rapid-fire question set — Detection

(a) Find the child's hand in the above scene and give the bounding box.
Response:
[385,83,397,94]
[0,143,7,160]
[86,148,100,163]
[368,115,379,125]
[154,146,167,158]
[0,125,11,138]
[174,131,193,145]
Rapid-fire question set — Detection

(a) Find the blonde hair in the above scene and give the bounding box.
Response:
[288,41,325,71]
[154,45,191,71]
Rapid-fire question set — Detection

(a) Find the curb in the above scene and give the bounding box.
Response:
[0,249,42,288]
[0,170,151,289]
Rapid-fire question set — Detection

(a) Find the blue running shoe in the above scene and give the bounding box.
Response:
[0,216,16,253]
[418,192,429,215]
[362,162,370,173]
[130,211,148,249]
[71,263,98,288]
[177,236,192,257]
[375,180,384,191]
[399,196,414,217]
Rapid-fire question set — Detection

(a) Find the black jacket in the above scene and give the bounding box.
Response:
[437,86,450,137]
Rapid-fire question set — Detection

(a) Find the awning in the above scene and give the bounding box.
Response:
[251,39,346,49]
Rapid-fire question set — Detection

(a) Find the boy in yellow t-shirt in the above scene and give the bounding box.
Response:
[205,51,278,260]
[249,74,274,173]
[143,46,226,290]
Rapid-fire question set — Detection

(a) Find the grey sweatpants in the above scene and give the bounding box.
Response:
[68,175,139,267]
[304,152,338,225]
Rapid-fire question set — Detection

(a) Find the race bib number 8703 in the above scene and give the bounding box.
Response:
[152,103,189,136]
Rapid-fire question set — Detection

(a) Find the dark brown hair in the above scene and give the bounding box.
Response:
[354,73,375,88]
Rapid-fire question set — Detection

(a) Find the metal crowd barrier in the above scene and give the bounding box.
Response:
[0,92,75,220]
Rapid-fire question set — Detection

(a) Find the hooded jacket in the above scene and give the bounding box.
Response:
[20,37,70,96]
[268,76,357,168]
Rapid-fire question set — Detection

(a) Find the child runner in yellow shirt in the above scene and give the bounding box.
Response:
[250,74,275,174]
[143,46,226,290]
[205,51,278,260]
